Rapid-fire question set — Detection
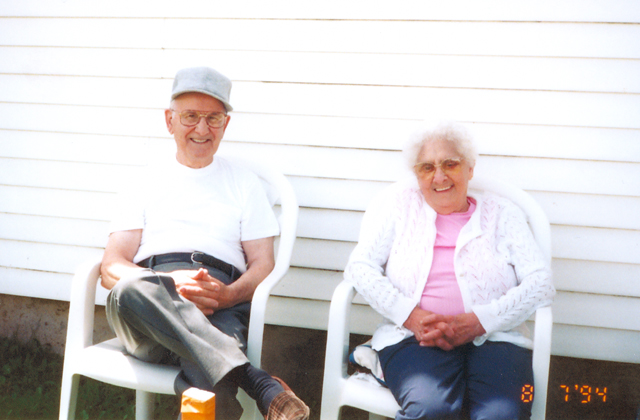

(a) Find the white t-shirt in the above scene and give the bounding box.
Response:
[109,156,280,272]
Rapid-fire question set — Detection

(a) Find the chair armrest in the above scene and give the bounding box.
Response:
[245,165,298,368]
[64,257,103,355]
[246,261,291,367]
[531,305,553,420]
[323,281,358,382]
[532,306,552,377]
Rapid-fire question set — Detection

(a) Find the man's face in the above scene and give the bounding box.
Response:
[165,92,230,168]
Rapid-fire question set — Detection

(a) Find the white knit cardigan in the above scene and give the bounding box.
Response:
[345,178,555,351]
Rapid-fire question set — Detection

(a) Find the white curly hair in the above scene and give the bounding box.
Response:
[403,120,478,170]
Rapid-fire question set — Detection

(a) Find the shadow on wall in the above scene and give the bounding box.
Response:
[0,294,114,355]
[0,294,368,420]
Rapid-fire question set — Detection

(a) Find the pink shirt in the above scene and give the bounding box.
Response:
[420,198,476,315]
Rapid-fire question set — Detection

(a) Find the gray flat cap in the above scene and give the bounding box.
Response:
[171,67,233,112]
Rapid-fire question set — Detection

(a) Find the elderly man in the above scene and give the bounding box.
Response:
[101,67,309,420]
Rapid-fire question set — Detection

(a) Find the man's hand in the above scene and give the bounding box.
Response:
[173,237,275,316]
[171,269,230,315]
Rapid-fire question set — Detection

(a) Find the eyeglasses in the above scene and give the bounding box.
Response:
[171,109,228,128]
[414,158,464,178]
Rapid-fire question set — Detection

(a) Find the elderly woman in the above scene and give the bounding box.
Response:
[345,121,555,420]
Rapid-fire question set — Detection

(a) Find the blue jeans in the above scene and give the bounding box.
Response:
[378,338,533,420]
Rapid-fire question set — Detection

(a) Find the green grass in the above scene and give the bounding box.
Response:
[0,335,180,420]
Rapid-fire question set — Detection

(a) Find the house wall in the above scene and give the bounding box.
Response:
[0,0,639,364]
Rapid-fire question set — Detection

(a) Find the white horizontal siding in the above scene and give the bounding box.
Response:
[552,259,640,297]
[0,239,102,275]
[0,186,114,220]
[4,111,640,163]
[0,266,74,301]
[0,129,150,165]
[0,2,638,364]
[0,213,107,248]
[2,75,639,129]
[3,47,640,94]
[1,0,639,22]
[2,18,640,58]
[2,142,640,199]
[280,257,640,302]
[288,227,640,273]
[4,189,640,275]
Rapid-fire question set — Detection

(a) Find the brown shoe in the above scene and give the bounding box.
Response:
[266,390,310,420]
[272,376,292,392]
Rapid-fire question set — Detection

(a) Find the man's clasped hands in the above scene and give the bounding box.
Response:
[170,268,233,316]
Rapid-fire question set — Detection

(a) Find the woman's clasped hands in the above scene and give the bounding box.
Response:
[404,307,487,351]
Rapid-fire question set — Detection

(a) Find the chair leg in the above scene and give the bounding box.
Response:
[135,390,155,420]
[59,371,80,420]
[237,388,259,420]
[320,399,342,420]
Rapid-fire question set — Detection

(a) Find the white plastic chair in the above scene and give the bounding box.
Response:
[59,156,299,420]
[320,175,553,420]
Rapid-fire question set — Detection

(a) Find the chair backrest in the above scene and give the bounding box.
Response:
[217,155,300,368]
[470,175,553,420]
[320,174,552,420]
[60,155,298,420]
[469,175,551,263]
[222,155,299,270]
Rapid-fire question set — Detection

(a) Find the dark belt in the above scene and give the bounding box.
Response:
[138,252,240,280]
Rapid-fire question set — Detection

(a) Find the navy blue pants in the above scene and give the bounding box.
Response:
[378,338,534,420]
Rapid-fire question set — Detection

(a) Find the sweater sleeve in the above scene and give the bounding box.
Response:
[471,201,556,337]
[344,187,417,327]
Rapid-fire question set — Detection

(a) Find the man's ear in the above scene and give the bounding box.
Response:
[165,109,174,134]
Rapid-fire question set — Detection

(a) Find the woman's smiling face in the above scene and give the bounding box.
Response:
[415,138,474,215]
